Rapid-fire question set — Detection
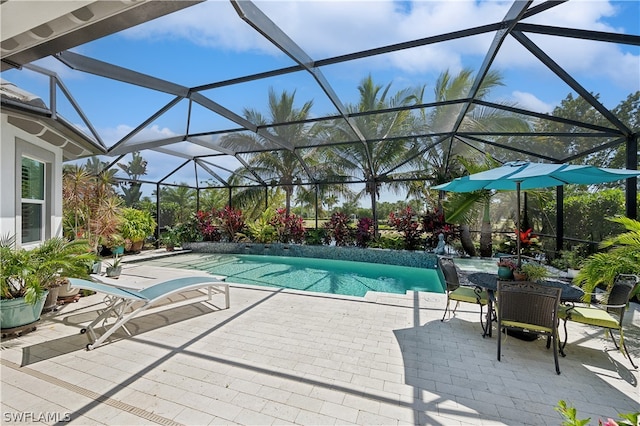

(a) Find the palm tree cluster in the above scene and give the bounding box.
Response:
[221,69,532,236]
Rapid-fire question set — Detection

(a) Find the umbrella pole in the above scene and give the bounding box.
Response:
[516,181,521,267]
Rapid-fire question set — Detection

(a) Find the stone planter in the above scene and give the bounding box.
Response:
[42,286,60,312]
[0,291,48,330]
[58,280,80,299]
[105,266,122,278]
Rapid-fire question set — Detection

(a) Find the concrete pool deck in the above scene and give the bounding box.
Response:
[1,257,639,425]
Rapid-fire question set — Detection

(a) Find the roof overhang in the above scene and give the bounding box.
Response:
[2,100,107,160]
[1,0,203,71]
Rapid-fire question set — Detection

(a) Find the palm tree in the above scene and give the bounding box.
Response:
[220,88,317,216]
[441,156,501,257]
[321,75,424,235]
[412,68,532,256]
[157,184,197,226]
[575,216,640,301]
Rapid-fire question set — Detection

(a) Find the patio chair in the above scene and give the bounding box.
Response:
[439,257,490,335]
[497,280,562,374]
[558,274,638,368]
[68,276,230,350]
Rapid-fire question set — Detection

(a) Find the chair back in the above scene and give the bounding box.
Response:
[606,274,639,322]
[497,281,561,331]
[438,257,460,292]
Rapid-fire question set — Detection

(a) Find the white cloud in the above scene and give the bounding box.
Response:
[122,0,637,94]
[511,91,554,114]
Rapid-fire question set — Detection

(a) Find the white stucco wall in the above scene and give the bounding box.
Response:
[1,113,64,247]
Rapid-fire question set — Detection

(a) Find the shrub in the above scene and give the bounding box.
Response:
[324,212,353,246]
[388,206,421,250]
[355,217,374,248]
[216,206,245,242]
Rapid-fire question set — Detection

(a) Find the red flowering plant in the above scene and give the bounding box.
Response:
[496,227,543,257]
[421,209,457,250]
[496,257,517,271]
[216,206,245,242]
[195,210,221,241]
[388,206,421,250]
[355,217,374,248]
[269,208,305,244]
[323,212,353,246]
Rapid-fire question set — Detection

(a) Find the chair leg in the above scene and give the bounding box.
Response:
[559,318,569,357]
[552,333,560,375]
[621,339,638,369]
[609,328,638,369]
[441,296,451,322]
[497,325,502,362]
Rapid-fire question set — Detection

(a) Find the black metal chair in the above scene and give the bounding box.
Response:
[497,280,562,374]
[558,274,638,368]
[439,257,489,335]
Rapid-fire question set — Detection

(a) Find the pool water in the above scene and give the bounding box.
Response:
[143,253,444,298]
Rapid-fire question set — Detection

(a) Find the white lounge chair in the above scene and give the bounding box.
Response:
[68,276,230,350]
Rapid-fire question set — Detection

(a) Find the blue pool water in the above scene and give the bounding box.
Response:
[144,253,444,297]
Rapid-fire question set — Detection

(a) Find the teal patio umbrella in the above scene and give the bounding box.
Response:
[433,161,640,264]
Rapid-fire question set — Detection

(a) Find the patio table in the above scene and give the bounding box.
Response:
[467,272,584,337]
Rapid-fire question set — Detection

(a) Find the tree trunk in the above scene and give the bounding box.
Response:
[479,201,492,257]
[459,224,476,256]
[371,189,378,237]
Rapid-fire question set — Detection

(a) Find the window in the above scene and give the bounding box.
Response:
[21,156,45,244]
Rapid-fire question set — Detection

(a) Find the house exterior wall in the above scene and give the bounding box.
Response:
[1,113,64,248]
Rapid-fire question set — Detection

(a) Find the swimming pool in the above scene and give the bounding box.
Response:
[142,253,444,297]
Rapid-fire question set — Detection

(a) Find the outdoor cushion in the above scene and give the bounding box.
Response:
[558,305,619,329]
[449,286,488,305]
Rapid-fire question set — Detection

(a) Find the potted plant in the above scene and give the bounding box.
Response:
[552,248,585,278]
[160,226,182,251]
[496,258,517,280]
[32,238,96,312]
[519,262,549,282]
[105,253,123,278]
[1,236,95,330]
[120,207,157,252]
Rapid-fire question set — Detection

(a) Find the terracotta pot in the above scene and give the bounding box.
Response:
[130,240,144,252]
[513,271,527,281]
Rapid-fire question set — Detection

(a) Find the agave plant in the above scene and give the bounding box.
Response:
[574,216,640,302]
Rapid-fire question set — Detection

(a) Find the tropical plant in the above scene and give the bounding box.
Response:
[555,399,638,426]
[418,69,531,256]
[1,237,95,304]
[119,207,157,243]
[62,162,123,253]
[220,88,318,216]
[355,217,374,248]
[323,212,352,246]
[159,226,182,250]
[574,216,640,301]
[388,206,422,250]
[216,206,246,242]
[269,208,305,244]
[421,208,456,250]
[519,262,549,282]
[321,75,424,236]
[117,151,147,208]
[195,210,222,241]
[248,209,278,244]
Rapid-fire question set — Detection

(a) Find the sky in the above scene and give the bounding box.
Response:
[2,0,639,198]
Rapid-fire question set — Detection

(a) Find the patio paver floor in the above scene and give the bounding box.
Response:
[1,261,638,425]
